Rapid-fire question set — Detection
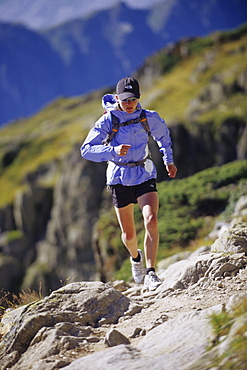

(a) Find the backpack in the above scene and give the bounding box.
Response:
[102,109,151,145]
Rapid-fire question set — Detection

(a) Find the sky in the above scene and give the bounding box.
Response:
[0,0,167,29]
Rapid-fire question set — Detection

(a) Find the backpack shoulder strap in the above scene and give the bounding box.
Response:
[102,112,120,145]
[139,110,151,137]
[102,110,151,145]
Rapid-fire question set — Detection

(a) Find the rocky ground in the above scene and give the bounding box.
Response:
[0,225,246,369]
[0,199,247,370]
[77,249,247,353]
[71,266,247,360]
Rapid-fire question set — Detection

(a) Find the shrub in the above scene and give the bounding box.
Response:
[209,296,247,369]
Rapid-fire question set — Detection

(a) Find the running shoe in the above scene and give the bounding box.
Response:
[144,271,162,291]
[130,249,145,284]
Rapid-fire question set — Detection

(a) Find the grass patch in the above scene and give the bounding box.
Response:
[209,296,247,369]
[5,230,24,244]
[156,160,247,252]
[0,286,43,318]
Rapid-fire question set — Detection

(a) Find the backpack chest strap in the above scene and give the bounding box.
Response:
[103,110,150,145]
[118,117,144,127]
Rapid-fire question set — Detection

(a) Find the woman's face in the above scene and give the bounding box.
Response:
[116,96,139,114]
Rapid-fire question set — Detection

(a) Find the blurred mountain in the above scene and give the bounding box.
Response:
[0,0,163,30]
[0,0,246,126]
[0,23,65,125]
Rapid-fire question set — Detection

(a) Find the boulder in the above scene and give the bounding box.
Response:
[104,328,130,347]
[0,282,137,369]
[0,204,16,232]
[157,242,246,293]
[208,221,229,240]
[211,223,247,254]
[231,195,247,223]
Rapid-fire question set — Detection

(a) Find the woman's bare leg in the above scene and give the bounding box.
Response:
[114,203,139,259]
[137,192,159,269]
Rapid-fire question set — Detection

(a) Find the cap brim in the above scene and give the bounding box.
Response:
[117,92,139,100]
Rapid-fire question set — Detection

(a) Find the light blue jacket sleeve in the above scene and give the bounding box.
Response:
[147,111,174,165]
[80,113,118,162]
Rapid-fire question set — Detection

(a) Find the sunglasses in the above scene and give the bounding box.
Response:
[120,97,138,102]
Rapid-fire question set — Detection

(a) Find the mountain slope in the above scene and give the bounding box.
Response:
[0,0,247,126]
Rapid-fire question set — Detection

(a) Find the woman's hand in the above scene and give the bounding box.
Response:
[166,164,177,178]
[114,144,131,156]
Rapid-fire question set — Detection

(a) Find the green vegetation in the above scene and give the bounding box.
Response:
[5,230,23,244]
[152,160,246,255]
[209,296,247,369]
[142,24,247,124]
[155,35,215,74]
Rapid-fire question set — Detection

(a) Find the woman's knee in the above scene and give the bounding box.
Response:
[144,212,158,230]
[122,230,136,243]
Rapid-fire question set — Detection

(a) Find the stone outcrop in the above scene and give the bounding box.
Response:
[0,147,108,294]
[13,186,53,244]
[211,223,247,254]
[232,195,247,223]
[169,118,247,178]
[27,147,107,289]
[0,222,246,369]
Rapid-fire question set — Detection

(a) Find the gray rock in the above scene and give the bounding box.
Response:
[157,251,191,271]
[231,195,247,224]
[0,204,16,232]
[13,186,53,242]
[234,196,247,214]
[157,249,247,293]
[208,222,229,240]
[0,282,131,369]
[64,344,142,370]
[211,224,247,254]
[105,328,130,347]
[157,253,211,291]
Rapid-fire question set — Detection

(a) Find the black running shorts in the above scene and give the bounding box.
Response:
[109,178,157,208]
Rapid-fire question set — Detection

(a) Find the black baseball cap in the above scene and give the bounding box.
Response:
[116,77,140,100]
